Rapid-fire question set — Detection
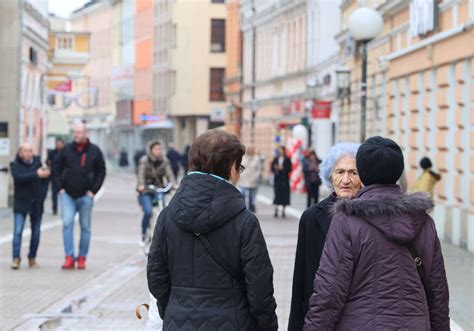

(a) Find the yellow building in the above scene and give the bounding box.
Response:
[154,0,227,149]
[338,0,474,252]
[47,14,90,142]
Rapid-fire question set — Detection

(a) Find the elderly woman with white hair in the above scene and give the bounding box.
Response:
[288,142,362,331]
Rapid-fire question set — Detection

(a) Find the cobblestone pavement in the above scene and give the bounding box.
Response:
[0,173,472,330]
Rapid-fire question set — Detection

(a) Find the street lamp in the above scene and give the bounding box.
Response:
[348,7,383,142]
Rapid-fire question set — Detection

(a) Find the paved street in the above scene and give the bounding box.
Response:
[0,172,473,330]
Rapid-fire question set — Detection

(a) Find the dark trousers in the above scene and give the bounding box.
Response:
[51,179,60,213]
[306,184,320,208]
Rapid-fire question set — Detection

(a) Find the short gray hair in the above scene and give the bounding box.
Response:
[320,142,360,190]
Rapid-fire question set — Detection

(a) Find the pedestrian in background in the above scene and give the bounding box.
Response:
[137,140,176,245]
[237,145,262,212]
[10,143,50,269]
[166,142,181,179]
[118,148,129,168]
[147,129,278,331]
[271,146,292,218]
[412,157,442,198]
[46,137,64,215]
[302,150,322,208]
[289,142,361,330]
[181,145,190,174]
[304,136,450,330]
[56,122,106,270]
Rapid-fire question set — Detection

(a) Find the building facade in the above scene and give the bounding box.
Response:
[338,0,474,252]
[154,0,227,150]
[0,1,22,207]
[69,0,121,158]
[240,0,308,175]
[306,0,341,158]
[20,0,50,157]
[47,14,90,144]
[224,0,243,138]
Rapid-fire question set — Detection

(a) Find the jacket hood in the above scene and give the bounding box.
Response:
[334,185,434,243]
[167,173,246,234]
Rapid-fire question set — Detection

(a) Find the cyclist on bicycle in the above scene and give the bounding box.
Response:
[137,140,176,245]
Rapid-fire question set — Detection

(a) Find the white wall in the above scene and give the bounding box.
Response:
[307,0,341,67]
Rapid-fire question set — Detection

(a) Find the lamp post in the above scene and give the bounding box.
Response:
[348,7,383,142]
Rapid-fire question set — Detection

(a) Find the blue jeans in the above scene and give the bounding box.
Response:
[240,187,256,212]
[12,205,42,259]
[139,192,165,238]
[61,192,93,257]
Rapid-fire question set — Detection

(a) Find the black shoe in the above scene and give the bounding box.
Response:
[53,210,57,215]
[274,210,278,218]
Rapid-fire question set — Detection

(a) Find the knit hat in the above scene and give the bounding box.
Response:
[420,157,432,170]
[356,136,404,186]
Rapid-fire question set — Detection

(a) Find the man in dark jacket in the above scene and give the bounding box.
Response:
[46,137,64,215]
[10,143,50,269]
[166,142,181,179]
[147,130,278,330]
[304,137,450,331]
[56,122,106,270]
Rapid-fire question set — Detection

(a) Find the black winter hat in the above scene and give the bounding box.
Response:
[356,136,404,186]
[420,157,432,169]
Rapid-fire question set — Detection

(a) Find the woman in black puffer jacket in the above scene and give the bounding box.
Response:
[147,129,278,331]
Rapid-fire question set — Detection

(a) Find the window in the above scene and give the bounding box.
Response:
[210,19,225,52]
[210,68,225,101]
[57,35,73,50]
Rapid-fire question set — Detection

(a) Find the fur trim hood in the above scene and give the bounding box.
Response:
[334,185,434,243]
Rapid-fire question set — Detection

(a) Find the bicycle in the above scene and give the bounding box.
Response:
[140,183,173,256]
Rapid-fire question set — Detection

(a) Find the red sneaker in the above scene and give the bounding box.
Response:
[77,256,86,270]
[62,256,75,270]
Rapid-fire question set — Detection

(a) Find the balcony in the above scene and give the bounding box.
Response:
[51,49,89,65]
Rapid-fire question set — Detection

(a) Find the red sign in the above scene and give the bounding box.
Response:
[53,80,72,92]
[292,100,302,113]
[311,100,332,119]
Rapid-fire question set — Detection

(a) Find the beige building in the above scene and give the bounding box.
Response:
[154,0,227,149]
[338,0,474,252]
[0,1,49,207]
[240,0,308,175]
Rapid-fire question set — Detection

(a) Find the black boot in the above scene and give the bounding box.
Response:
[282,207,286,218]
[274,208,278,218]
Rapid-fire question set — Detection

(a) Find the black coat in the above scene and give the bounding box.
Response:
[10,156,48,214]
[147,173,278,331]
[166,148,181,172]
[47,148,62,178]
[55,140,106,199]
[271,156,292,205]
[288,193,337,331]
